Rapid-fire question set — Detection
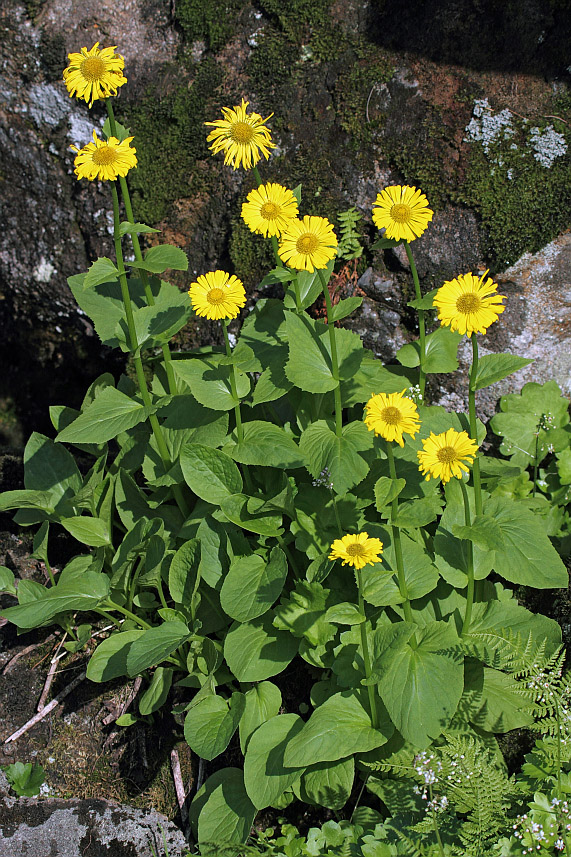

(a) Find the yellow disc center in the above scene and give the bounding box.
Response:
[346,543,365,557]
[381,406,402,425]
[436,446,458,464]
[456,293,481,314]
[92,145,118,165]
[207,288,226,305]
[296,233,320,254]
[260,201,280,220]
[390,203,412,223]
[230,121,255,144]
[81,56,106,81]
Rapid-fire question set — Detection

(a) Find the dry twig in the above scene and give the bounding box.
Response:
[3,669,86,744]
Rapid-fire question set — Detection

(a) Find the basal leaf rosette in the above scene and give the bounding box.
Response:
[418,428,479,483]
[188,270,246,321]
[205,99,276,170]
[372,185,433,243]
[63,42,127,107]
[241,182,299,238]
[278,216,338,273]
[329,532,383,570]
[71,131,137,182]
[433,271,506,336]
[364,389,420,447]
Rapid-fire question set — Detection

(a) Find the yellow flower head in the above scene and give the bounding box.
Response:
[417,428,479,483]
[205,99,276,170]
[329,532,383,571]
[278,215,338,273]
[63,42,127,107]
[364,389,421,447]
[372,185,433,243]
[72,131,137,182]
[188,270,246,321]
[433,270,506,336]
[241,182,299,238]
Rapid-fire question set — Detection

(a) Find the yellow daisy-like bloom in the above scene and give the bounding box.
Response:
[372,185,433,243]
[417,428,479,483]
[241,182,299,238]
[364,389,421,447]
[278,216,338,273]
[433,270,506,336]
[72,131,137,182]
[63,42,127,107]
[329,532,384,571]
[205,99,276,170]
[188,270,246,321]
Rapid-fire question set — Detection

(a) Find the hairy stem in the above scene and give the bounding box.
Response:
[356,568,380,729]
[386,442,416,638]
[468,333,483,517]
[459,478,475,637]
[223,320,244,443]
[404,242,426,400]
[318,268,343,437]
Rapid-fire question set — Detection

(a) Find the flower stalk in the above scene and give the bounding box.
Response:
[223,319,244,444]
[404,241,426,399]
[318,268,343,437]
[386,442,416,636]
[468,333,483,517]
[459,477,475,636]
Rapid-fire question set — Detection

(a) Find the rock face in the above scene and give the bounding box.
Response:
[0,771,189,857]
[0,0,569,427]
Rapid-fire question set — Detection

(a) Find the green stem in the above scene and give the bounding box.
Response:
[106,100,178,397]
[386,443,415,634]
[157,576,169,611]
[94,609,122,630]
[533,432,539,497]
[404,242,426,401]
[331,492,343,537]
[223,320,244,443]
[428,784,446,857]
[318,268,342,437]
[356,568,379,729]
[276,534,301,580]
[103,600,152,629]
[45,557,55,587]
[127,557,143,613]
[468,334,483,517]
[459,478,475,637]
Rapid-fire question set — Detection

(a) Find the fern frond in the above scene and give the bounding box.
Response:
[336,207,363,261]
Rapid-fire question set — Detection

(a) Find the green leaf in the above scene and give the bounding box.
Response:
[190,768,256,845]
[224,613,298,681]
[168,539,201,606]
[407,288,438,310]
[56,387,151,444]
[138,667,173,716]
[0,566,17,596]
[86,630,145,682]
[473,353,534,390]
[451,514,505,551]
[390,493,444,528]
[372,621,463,748]
[396,326,462,374]
[296,756,354,810]
[221,494,283,536]
[434,480,496,587]
[330,297,363,321]
[126,621,190,675]
[324,603,365,625]
[24,432,82,508]
[131,244,188,273]
[230,421,304,469]
[283,267,324,311]
[184,692,245,761]
[116,713,138,727]
[486,495,568,588]
[118,221,160,237]
[174,356,250,411]
[60,516,111,547]
[180,442,243,504]
[220,548,287,623]
[102,117,130,141]
[239,682,282,753]
[463,660,533,733]
[283,691,392,767]
[300,420,373,495]
[371,237,402,249]
[83,257,119,289]
[1,572,110,629]
[285,313,363,393]
[273,580,336,648]
[374,476,406,510]
[4,762,45,797]
[0,489,55,514]
[243,714,305,809]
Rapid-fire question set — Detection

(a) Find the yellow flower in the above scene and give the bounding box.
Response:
[329,532,383,570]
[72,131,137,181]
[205,99,276,170]
[433,271,506,336]
[63,42,127,107]
[188,270,246,321]
[364,389,420,447]
[417,428,479,483]
[372,185,433,243]
[278,216,338,272]
[241,182,299,238]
